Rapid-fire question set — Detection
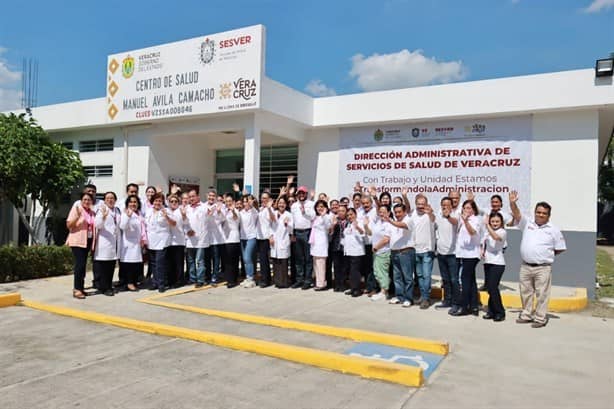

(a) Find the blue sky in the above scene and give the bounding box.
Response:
[1,0,613,110]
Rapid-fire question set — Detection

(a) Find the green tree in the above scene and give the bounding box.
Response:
[0,113,85,244]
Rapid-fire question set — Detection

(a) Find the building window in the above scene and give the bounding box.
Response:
[79,139,114,152]
[83,165,113,177]
[60,141,74,150]
[259,145,298,194]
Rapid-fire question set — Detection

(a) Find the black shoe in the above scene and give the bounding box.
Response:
[259,282,271,288]
[291,282,304,289]
[435,302,452,309]
[301,283,313,290]
[333,287,344,292]
[493,315,506,322]
[450,308,470,316]
[226,282,238,289]
[478,284,487,292]
[483,313,494,320]
[195,283,204,288]
[103,289,115,296]
[351,290,362,297]
[158,286,167,293]
[314,286,327,291]
[448,306,459,315]
[148,285,158,291]
[471,308,480,316]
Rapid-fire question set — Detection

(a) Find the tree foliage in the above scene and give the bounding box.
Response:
[0,113,85,244]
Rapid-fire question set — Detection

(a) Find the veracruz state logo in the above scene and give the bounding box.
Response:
[373,129,384,142]
[122,55,135,78]
[200,38,215,65]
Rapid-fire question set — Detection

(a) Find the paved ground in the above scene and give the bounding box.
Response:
[1,275,613,409]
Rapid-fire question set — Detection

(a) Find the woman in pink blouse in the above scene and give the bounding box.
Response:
[66,192,97,299]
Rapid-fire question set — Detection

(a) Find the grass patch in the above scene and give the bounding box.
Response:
[596,248,614,299]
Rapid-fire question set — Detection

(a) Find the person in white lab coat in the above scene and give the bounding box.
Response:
[145,192,176,292]
[93,191,121,296]
[119,196,147,291]
[270,196,294,288]
[167,194,188,288]
[310,200,332,290]
[223,195,241,288]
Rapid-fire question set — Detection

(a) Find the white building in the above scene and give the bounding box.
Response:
[3,25,614,297]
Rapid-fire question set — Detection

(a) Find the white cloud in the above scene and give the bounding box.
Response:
[304,79,337,97]
[0,47,21,111]
[584,0,614,12]
[349,49,467,92]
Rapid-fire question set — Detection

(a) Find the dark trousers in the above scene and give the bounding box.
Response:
[437,254,460,306]
[93,260,116,292]
[204,244,223,283]
[331,250,348,290]
[460,258,480,311]
[347,256,363,291]
[167,245,185,287]
[293,229,312,285]
[119,262,142,286]
[71,239,92,292]
[484,263,505,317]
[362,246,378,292]
[290,240,297,284]
[224,242,241,285]
[272,258,290,288]
[149,248,168,288]
[257,239,272,285]
[326,244,334,288]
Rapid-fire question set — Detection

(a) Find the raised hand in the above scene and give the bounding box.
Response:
[467,190,475,201]
[401,187,409,196]
[76,205,82,217]
[309,189,316,201]
[509,190,518,203]
[424,204,433,215]
[170,184,180,194]
[101,204,108,218]
[232,182,240,192]
[354,181,363,193]
[180,205,187,218]
[126,207,134,217]
[286,175,294,185]
[288,187,296,196]
[368,185,377,197]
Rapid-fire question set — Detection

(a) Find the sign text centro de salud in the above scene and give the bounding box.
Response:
[106,25,265,122]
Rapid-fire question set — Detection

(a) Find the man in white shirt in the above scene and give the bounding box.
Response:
[434,196,460,312]
[257,191,274,287]
[290,186,316,289]
[359,195,378,295]
[387,203,416,308]
[509,191,567,328]
[203,189,224,285]
[185,189,207,287]
[411,194,436,309]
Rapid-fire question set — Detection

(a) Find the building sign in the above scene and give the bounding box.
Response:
[339,116,532,210]
[106,25,265,123]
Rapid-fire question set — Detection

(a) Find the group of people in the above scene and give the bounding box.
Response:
[65,176,566,328]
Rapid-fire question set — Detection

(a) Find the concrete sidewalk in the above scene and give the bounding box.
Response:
[1,275,613,409]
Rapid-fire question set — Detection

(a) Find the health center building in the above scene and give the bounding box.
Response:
[4,24,614,297]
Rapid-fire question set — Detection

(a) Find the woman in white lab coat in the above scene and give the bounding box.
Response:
[270,196,293,288]
[343,208,366,297]
[223,195,241,288]
[167,194,187,288]
[310,199,332,290]
[145,192,175,292]
[93,191,121,296]
[119,195,147,291]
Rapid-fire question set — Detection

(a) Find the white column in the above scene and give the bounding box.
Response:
[243,119,261,195]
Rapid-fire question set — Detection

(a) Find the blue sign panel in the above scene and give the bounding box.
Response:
[345,342,445,379]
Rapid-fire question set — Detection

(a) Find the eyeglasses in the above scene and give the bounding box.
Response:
[169,200,179,203]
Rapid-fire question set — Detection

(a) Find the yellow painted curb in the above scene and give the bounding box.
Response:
[0,292,21,308]
[22,299,423,387]
[139,298,449,356]
[478,288,588,312]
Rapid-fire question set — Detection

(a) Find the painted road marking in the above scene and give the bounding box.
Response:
[345,342,445,379]
[21,299,424,387]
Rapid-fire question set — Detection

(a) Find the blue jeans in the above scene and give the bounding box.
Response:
[241,238,257,279]
[391,248,415,302]
[186,247,205,284]
[293,229,313,285]
[415,251,434,300]
[437,254,460,306]
[205,244,223,283]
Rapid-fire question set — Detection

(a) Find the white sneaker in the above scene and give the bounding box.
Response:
[402,300,411,308]
[242,278,256,288]
[371,292,385,302]
[388,297,400,304]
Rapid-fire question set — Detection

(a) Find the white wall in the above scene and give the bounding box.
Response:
[299,128,341,196]
[531,110,599,232]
